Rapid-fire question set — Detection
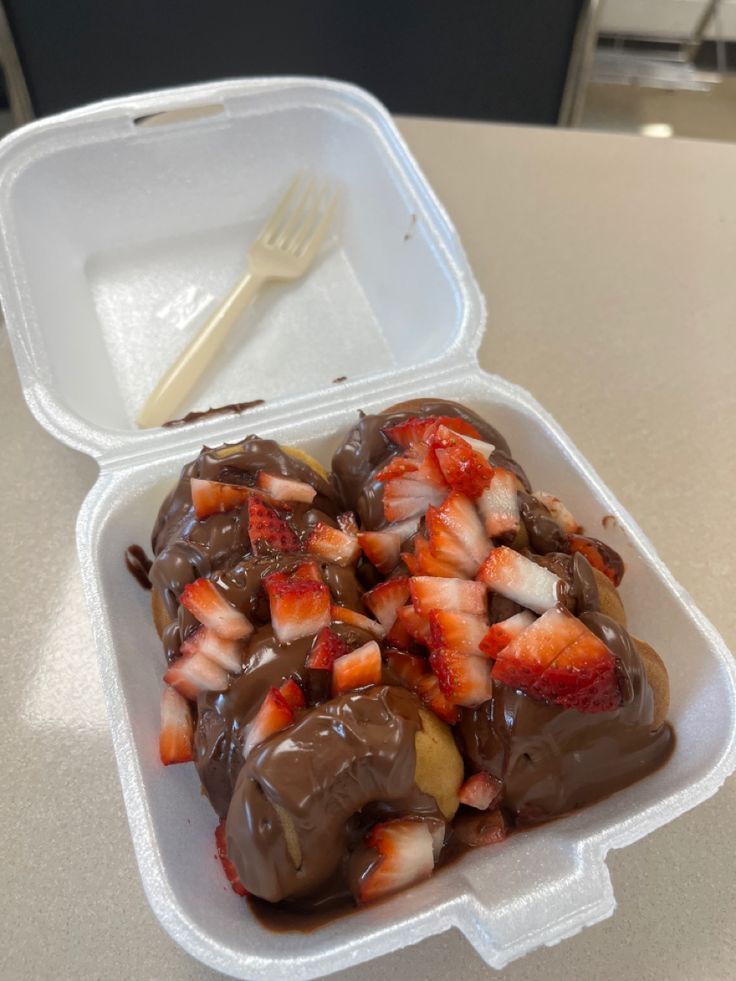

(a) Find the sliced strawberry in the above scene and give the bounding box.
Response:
[567,534,624,587]
[429,649,493,707]
[382,415,482,451]
[306,626,350,670]
[279,677,306,711]
[363,577,411,630]
[425,491,491,578]
[384,649,427,689]
[292,560,323,582]
[479,610,536,658]
[415,672,459,723]
[356,818,435,904]
[265,576,331,643]
[376,454,420,482]
[477,546,560,614]
[531,627,622,713]
[337,511,360,537]
[453,809,506,847]
[244,687,294,755]
[490,607,584,691]
[429,610,488,656]
[330,604,386,640]
[159,687,194,765]
[332,641,382,695]
[410,576,487,616]
[395,605,431,645]
[256,471,316,504]
[180,578,253,640]
[381,449,449,523]
[477,469,520,540]
[385,614,413,650]
[458,772,503,810]
[533,492,581,535]
[247,496,300,555]
[179,626,243,674]
[358,530,401,574]
[164,649,230,700]
[431,426,494,498]
[190,478,254,520]
[305,522,359,567]
[215,821,248,896]
[407,534,459,578]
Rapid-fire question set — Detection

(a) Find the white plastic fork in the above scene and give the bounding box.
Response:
[136,175,340,428]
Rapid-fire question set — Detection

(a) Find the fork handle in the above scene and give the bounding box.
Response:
[136,270,265,428]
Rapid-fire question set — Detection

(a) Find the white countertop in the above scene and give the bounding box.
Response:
[1,116,735,980]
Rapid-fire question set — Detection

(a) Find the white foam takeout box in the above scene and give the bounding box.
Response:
[0,77,734,979]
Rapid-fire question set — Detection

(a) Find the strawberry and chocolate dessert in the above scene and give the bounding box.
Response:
[150,401,673,916]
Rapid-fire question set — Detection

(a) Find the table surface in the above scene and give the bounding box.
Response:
[2,116,735,981]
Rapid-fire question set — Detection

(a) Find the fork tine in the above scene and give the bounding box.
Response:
[272,177,317,248]
[292,185,340,257]
[257,174,303,244]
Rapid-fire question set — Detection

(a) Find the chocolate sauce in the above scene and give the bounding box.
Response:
[162,399,265,428]
[124,544,152,589]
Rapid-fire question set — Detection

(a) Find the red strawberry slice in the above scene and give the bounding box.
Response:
[330,604,385,640]
[179,626,243,674]
[247,496,300,555]
[458,772,503,810]
[376,454,420,482]
[215,821,248,896]
[415,672,459,723]
[567,534,624,587]
[292,560,323,582]
[479,610,536,658]
[382,415,482,451]
[265,575,331,643]
[381,449,449,523]
[531,628,622,713]
[279,677,306,711]
[363,578,411,630]
[180,578,253,640]
[533,492,580,535]
[244,686,294,755]
[306,626,350,670]
[332,641,382,695]
[384,649,427,689]
[190,478,255,520]
[159,687,194,765]
[305,522,359,567]
[356,818,435,904]
[256,471,316,504]
[337,511,360,537]
[477,469,520,540]
[385,615,413,650]
[358,531,401,574]
[409,576,487,616]
[429,610,488,656]
[164,649,230,700]
[406,534,460,578]
[477,546,560,614]
[429,649,493,707]
[395,605,431,645]
[431,426,494,498]
[425,491,491,578]
[491,607,584,691]
[453,809,506,847]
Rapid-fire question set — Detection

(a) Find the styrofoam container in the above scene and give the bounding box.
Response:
[0,77,734,980]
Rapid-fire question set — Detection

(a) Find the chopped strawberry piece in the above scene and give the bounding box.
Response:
[190,478,254,520]
[385,516,422,541]
[244,687,294,755]
[265,575,331,643]
[376,454,420,482]
[256,471,316,504]
[409,576,487,616]
[458,433,496,458]
[180,626,243,674]
[477,469,520,540]
[401,551,419,575]
[384,649,427,689]
[477,546,560,614]
[567,534,624,587]
[479,610,536,658]
[453,809,506,847]
[305,626,350,669]
[428,610,488,656]
[425,491,491,577]
[330,604,386,640]
[305,522,359,567]
[363,577,411,630]
[159,687,194,765]
[408,534,461,578]
[395,605,431,644]
[215,821,248,896]
[385,615,413,650]
[332,641,382,695]
[531,629,622,713]
[180,578,253,640]
[431,426,494,498]
[533,492,581,534]
[292,560,323,582]
[381,458,449,521]
[429,649,493,707]
[279,678,306,711]
[358,531,401,574]
[164,649,230,700]
[458,772,503,810]
[415,673,459,723]
[337,511,360,537]
[382,415,482,451]
[490,607,583,692]
[247,496,300,555]
[356,818,435,904]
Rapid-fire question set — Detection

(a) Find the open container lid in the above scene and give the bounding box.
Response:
[0,77,485,464]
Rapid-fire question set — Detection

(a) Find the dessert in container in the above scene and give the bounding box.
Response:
[0,76,734,979]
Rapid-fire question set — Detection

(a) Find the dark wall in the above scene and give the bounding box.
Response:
[6,0,584,123]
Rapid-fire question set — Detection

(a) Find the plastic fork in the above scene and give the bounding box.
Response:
[136,175,340,429]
